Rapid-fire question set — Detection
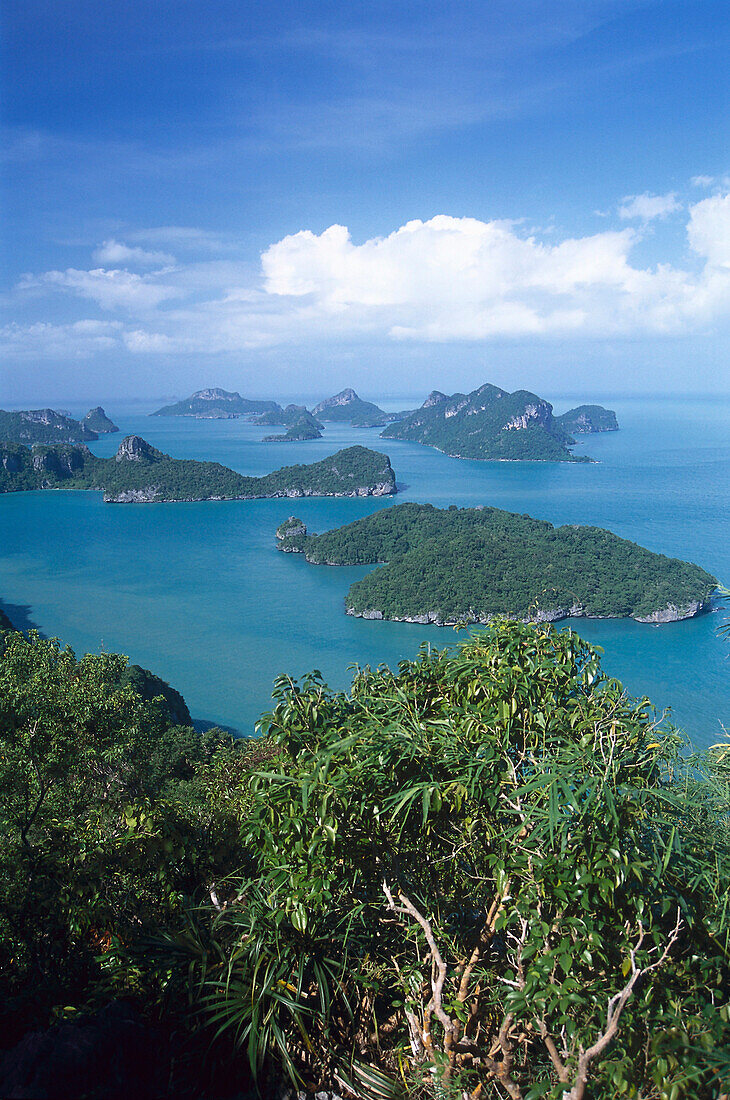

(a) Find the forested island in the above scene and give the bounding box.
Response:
[0,437,397,502]
[311,387,395,426]
[0,408,99,445]
[151,388,282,419]
[278,502,716,623]
[380,382,618,461]
[555,403,619,433]
[262,419,323,442]
[254,404,323,429]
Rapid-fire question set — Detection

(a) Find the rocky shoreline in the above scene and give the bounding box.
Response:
[346,598,710,626]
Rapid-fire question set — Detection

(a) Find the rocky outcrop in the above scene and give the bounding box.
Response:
[422,390,448,408]
[103,488,161,503]
[83,406,119,433]
[346,601,707,627]
[635,601,706,623]
[114,436,161,463]
[312,388,359,414]
[502,401,552,431]
[276,517,307,540]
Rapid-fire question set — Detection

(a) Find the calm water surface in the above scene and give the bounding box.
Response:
[1,396,728,748]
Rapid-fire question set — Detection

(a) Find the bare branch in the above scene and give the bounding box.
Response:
[382,881,456,1043]
[564,911,683,1100]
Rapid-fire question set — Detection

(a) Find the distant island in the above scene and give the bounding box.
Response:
[554,404,619,434]
[0,436,397,503]
[0,408,99,445]
[151,388,282,419]
[380,383,618,461]
[277,502,715,624]
[262,419,323,442]
[258,405,324,441]
[312,387,396,427]
[254,404,323,429]
[82,406,119,433]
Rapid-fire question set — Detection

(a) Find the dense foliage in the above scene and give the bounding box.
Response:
[1,615,728,1097]
[0,440,397,502]
[182,624,730,1098]
[381,382,591,461]
[279,502,717,622]
[0,629,254,1038]
[554,405,619,434]
[0,408,97,445]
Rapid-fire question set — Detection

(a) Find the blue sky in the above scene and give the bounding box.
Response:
[2,0,729,403]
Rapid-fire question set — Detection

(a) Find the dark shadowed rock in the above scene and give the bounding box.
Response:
[0,1002,167,1100]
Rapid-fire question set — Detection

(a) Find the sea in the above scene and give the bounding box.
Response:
[1,394,728,750]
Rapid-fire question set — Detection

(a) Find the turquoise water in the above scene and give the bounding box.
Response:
[0,396,728,748]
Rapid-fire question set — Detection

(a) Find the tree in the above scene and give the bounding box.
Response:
[0,630,249,1033]
[200,622,730,1098]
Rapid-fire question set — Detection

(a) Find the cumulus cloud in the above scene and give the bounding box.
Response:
[7,194,730,358]
[687,192,730,269]
[92,239,175,266]
[618,192,681,221]
[260,212,726,341]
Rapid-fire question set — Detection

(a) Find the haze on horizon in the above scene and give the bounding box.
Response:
[1,0,729,405]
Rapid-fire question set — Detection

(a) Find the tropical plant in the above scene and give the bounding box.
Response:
[197,623,730,1098]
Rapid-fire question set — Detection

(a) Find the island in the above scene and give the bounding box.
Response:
[0,408,98,445]
[0,436,397,503]
[277,502,716,624]
[254,404,323,429]
[311,387,399,427]
[262,419,323,442]
[380,383,618,461]
[554,404,619,434]
[151,388,282,419]
[83,406,119,433]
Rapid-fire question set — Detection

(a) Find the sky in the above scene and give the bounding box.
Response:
[1,0,729,404]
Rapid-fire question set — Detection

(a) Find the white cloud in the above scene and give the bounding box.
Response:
[8,195,730,359]
[0,319,123,359]
[20,267,181,312]
[691,175,716,188]
[128,226,236,253]
[92,239,175,266]
[259,214,718,341]
[688,193,730,262]
[618,192,681,221]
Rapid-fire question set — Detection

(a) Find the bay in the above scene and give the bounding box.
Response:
[0,395,728,748]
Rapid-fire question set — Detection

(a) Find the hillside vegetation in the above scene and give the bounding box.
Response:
[0,409,98,445]
[152,388,281,418]
[381,382,617,461]
[0,438,397,502]
[279,502,717,622]
[1,621,728,1098]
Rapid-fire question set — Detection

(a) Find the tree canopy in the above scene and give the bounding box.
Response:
[190,622,730,1098]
